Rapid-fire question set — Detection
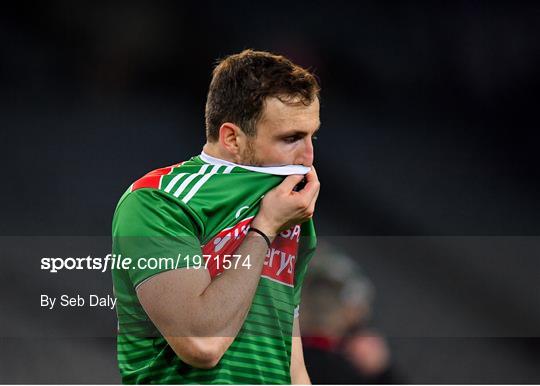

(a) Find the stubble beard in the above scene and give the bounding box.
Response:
[239,138,264,167]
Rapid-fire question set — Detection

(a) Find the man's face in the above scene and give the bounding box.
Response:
[240,96,320,167]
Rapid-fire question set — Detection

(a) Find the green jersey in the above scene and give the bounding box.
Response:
[112,153,317,384]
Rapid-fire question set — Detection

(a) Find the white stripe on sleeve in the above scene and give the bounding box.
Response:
[182,165,221,203]
[163,173,187,193]
[173,164,209,198]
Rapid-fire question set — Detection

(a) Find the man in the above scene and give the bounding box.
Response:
[112,49,321,384]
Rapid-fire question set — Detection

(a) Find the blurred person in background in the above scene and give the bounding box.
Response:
[300,241,399,384]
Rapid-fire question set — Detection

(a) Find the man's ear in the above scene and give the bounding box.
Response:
[218,122,244,157]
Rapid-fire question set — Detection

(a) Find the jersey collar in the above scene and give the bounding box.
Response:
[199,151,310,176]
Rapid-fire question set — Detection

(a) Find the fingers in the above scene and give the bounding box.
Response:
[303,167,319,191]
[279,174,305,192]
[308,181,320,209]
[305,165,318,183]
[298,166,320,201]
[290,167,320,220]
[259,166,320,232]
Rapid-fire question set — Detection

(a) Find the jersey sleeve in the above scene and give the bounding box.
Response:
[293,219,317,313]
[112,188,203,288]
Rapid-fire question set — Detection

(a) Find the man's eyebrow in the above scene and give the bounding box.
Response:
[279,123,321,137]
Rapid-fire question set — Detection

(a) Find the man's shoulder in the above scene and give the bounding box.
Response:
[114,156,204,206]
[129,156,203,193]
[112,157,202,226]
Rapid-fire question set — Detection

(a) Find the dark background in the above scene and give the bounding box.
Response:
[1,1,540,383]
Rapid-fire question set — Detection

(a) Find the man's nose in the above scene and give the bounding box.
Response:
[298,138,314,167]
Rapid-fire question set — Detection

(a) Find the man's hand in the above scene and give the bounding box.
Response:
[252,166,320,236]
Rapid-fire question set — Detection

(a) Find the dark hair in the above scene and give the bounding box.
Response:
[205,49,320,142]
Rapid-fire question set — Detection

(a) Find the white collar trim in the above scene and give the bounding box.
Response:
[200,151,310,176]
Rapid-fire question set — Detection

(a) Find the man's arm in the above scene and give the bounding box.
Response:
[136,229,272,369]
[137,168,320,369]
[291,316,311,384]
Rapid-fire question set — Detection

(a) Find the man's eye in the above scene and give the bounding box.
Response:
[284,136,300,143]
[312,135,318,141]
